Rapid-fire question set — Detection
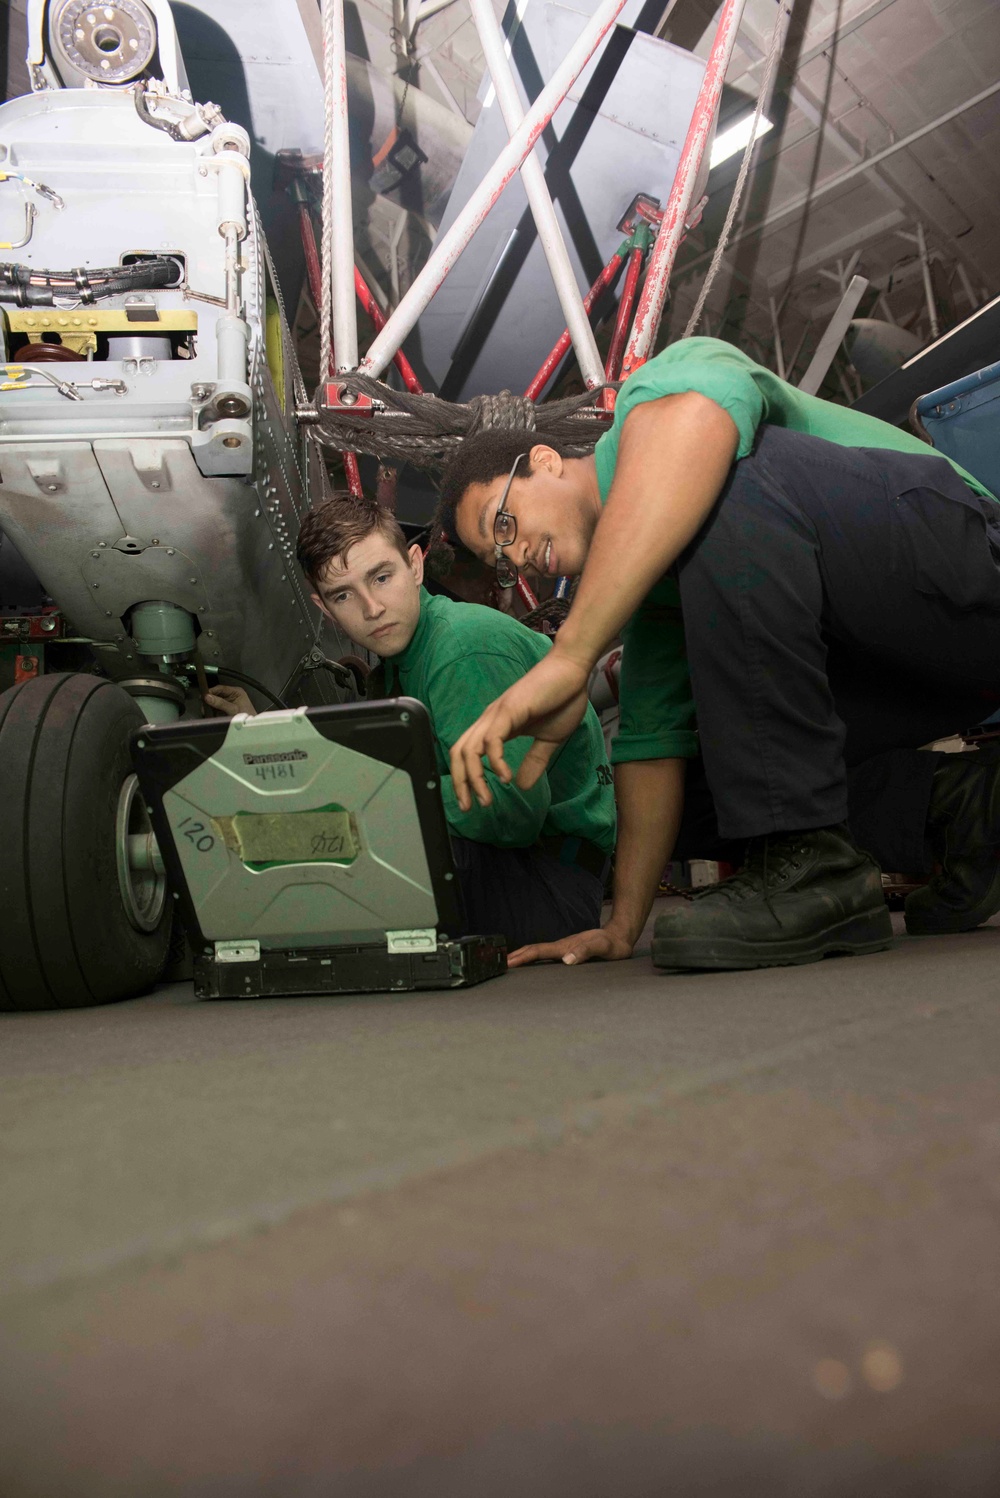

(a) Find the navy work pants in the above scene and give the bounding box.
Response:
[451,836,607,949]
[674,426,1000,845]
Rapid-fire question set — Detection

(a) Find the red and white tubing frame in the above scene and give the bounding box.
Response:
[620,0,748,378]
[357,0,632,380]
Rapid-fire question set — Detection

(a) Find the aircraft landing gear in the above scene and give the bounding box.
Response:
[0,673,172,1011]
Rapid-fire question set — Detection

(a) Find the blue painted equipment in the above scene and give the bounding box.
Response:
[914,359,1000,499]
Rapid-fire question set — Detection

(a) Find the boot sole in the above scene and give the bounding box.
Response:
[651,905,894,972]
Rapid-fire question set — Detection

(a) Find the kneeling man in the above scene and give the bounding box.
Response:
[207,495,616,951]
[439,337,1000,971]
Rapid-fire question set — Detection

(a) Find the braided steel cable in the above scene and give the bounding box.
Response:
[312,377,617,469]
[319,0,336,383]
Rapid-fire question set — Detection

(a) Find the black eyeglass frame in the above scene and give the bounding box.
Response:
[492,451,527,590]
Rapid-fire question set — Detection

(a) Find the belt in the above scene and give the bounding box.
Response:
[537,834,610,882]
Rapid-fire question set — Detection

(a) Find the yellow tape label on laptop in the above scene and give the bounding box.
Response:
[211,804,360,869]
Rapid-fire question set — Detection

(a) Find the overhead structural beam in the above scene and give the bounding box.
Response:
[726,0,901,90]
[793,0,900,73]
[764,209,906,290]
[359,0,632,380]
[468,0,605,389]
[725,14,994,295]
[702,79,1000,261]
[785,76,992,289]
[797,273,868,395]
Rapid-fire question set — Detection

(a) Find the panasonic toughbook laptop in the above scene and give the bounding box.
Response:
[131,698,507,999]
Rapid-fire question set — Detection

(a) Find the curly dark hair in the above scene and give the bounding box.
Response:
[427,430,567,578]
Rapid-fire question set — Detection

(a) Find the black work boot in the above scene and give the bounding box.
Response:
[905,748,1000,935]
[652,825,892,971]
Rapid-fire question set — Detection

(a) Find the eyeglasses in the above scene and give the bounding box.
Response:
[493,452,526,589]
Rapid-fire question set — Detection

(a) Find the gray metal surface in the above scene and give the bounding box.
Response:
[0,81,351,693]
[0,910,999,1494]
[415,0,706,400]
[161,710,438,947]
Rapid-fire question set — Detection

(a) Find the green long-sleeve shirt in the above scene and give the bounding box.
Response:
[376,589,616,853]
[594,337,997,766]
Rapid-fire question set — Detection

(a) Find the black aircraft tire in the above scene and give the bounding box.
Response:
[0,673,171,1011]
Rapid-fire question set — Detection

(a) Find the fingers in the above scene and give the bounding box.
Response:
[507,930,607,968]
[515,737,557,790]
[560,933,605,966]
[507,941,558,968]
[203,691,234,715]
[450,709,513,811]
[455,729,492,811]
[204,686,256,718]
[483,728,513,783]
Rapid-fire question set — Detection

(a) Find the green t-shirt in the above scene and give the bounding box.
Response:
[377,589,616,853]
[594,337,996,766]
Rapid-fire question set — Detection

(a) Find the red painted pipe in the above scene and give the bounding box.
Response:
[298,200,326,355]
[353,269,424,395]
[523,249,626,402]
[517,575,539,611]
[604,245,644,383]
[342,451,363,497]
[621,0,748,376]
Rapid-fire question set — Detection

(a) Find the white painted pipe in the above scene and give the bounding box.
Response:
[323,0,359,372]
[469,0,605,389]
[359,0,631,380]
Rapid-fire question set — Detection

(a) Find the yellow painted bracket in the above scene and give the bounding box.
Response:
[265,295,285,413]
[6,309,198,335]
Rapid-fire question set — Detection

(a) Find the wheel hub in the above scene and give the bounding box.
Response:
[116,774,167,933]
[52,0,157,85]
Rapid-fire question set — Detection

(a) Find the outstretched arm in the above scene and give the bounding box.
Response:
[450,391,738,808]
[508,758,685,967]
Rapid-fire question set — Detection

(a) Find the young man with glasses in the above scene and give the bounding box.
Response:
[205,494,616,953]
[433,336,1000,973]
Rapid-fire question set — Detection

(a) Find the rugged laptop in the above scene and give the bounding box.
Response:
[131,698,507,999]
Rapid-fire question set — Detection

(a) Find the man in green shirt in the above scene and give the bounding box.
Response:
[437,337,1000,972]
[206,495,616,951]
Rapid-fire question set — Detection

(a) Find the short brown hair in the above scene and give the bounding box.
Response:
[297,495,410,586]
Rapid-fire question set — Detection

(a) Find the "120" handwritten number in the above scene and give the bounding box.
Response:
[177,815,215,853]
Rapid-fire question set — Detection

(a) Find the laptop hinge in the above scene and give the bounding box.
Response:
[386,928,437,954]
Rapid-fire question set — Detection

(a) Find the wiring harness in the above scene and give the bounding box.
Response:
[0,258,182,307]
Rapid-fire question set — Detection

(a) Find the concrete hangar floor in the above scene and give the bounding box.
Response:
[1,908,999,1497]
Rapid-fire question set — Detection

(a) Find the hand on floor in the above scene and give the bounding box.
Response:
[508,925,634,968]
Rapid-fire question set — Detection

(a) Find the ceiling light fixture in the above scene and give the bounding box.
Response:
[709,112,774,169]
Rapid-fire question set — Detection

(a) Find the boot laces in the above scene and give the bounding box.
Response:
[688,833,808,925]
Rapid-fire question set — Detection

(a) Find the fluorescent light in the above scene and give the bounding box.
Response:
[709,112,774,169]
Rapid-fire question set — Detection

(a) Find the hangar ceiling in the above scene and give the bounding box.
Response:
[3,0,998,396]
[328,0,1000,392]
